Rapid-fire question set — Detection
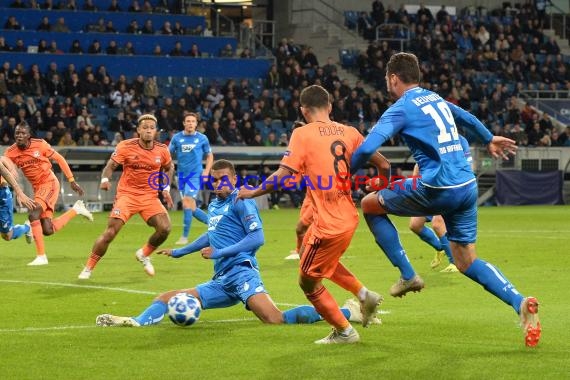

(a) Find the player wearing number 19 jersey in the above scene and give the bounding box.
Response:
[351,52,540,347]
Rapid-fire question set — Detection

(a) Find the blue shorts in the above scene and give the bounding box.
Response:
[0,187,14,234]
[179,176,200,199]
[378,179,478,244]
[196,261,267,310]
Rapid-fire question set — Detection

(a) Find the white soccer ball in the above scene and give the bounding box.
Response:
[167,293,201,327]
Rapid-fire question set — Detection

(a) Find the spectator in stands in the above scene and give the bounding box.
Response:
[527,122,550,146]
[82,73,102,98]
[169,41,185,57]
[105,41,118,55]
[110,83,133,108]
[0,37,11,52]
[108,0,121,12]
[109,111,129,132]
[152,44,163,56]
[111,132,124,146]
[88,40,102,55]
[188,43,201,57]
[156,108,175,131]
[357,11,374,40]
[82,0,96,11]
[539,112,554,133]
[106,21,117,33]
[52,17,70,33]
[76,107,95,129]
[173,21,185,35]
[220,44,234,57]
[69,40,84,54]
[436,5,449,24]
[37,39,49,53]
[205,120,225,145]
[240,48,253,58]
[123,41,136,55]
[9,75,27,94]
[266,64,280,89]
[371,0,385,25]
[221,119,244,145]
[129,0,142,12]
[141,20,154,34]
[4,16,21,30]
[13,39,26,52]
[143,76,159,100]
[300,47,319,68]
[131,75,145,98]
[58,131,76,146]
[37,16,51,31]
[10,0,26,8]
[46,74,64,97]
[126,20,140,34]
[160,21,173,35]
[1,116,17,145]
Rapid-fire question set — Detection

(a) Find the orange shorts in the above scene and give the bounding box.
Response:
[111,195,167,223]
[299,198,314,227]
[299,226,356,279]
[33,179,60,219]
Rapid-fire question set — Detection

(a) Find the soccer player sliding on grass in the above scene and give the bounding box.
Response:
[350,52,540,347]
[96,160,376,329]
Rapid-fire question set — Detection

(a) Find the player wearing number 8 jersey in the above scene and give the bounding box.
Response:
[238,85,384,344]
[351,52,541,347]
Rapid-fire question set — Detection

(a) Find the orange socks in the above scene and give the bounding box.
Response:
[30,220,45,256]
[329,263,363,296]
[305,285,349,330]
[52,209,77,232]
[142,243,156,257]
[85,252,102,270]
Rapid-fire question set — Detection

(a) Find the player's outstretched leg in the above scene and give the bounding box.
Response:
[365,214,424,297]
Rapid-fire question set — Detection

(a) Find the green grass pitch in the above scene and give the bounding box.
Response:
[1,206,569,379]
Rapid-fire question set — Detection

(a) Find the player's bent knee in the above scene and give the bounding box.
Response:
[361,193,385,215]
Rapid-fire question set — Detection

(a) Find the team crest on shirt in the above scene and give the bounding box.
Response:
[33,151,40,158]
[155,156,161,163]
[194,138,199,143]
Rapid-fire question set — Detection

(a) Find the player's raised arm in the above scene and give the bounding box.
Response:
[50,150,85,196]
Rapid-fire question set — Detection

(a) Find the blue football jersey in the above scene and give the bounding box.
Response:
[355,87,492,188]
[459,135,473,165]
[207,189,263,276]
[169,131,211,178]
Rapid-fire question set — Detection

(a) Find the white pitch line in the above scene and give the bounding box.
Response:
[0,279,156,295]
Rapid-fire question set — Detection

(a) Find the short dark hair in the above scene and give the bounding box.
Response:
[16,121,30,131]
[300,85,330,110]
[386,52,421,84]
[184,112,199,121]
[211,159,235,175]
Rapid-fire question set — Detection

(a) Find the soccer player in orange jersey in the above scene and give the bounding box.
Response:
[4,122,93,266]
[78,114,174,279]
[238,85,386,344]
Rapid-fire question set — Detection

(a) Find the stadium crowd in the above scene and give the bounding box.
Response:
[1,0,570,149]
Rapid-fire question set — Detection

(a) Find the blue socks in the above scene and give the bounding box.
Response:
[282,305,351,324]
[439,234,454,264]
[183,208,208,238]
[418,226,442,251]
[133,300,168,326]
[193,208,208,224]
[9,224,29,240]
[182,209,192,238]
[464,258,524,314]
[365,214,416,280]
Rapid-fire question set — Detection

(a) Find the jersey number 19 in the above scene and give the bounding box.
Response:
[421,101,459,144]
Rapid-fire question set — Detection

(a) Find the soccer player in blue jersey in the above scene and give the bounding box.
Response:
[409,135,472,273]
[351,52,540,347]
[95,159,373,330]
[0,157,35,243]
[169,113,213,245]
